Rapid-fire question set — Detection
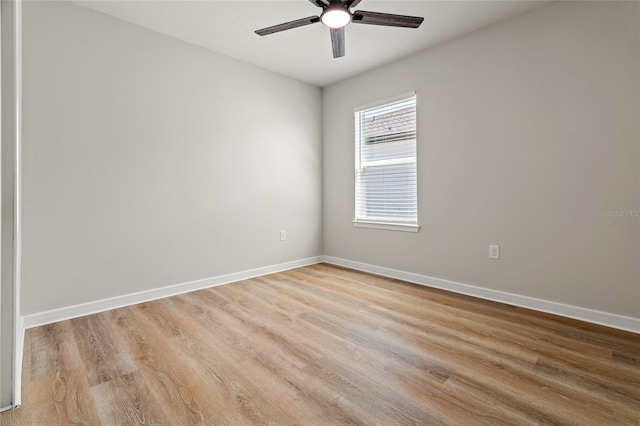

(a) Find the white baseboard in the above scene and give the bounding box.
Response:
[21,256,323,329]
[323,256,640,334]
[20,254,640,334]
[12,317,24,408]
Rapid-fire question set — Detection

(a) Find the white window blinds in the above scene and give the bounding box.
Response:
[355,94,418,228]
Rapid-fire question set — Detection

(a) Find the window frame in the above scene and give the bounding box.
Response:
[353,92,420,233]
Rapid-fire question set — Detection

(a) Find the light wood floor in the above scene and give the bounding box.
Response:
[1,264,639,425]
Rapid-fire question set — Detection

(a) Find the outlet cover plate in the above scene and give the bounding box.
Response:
[489,245,500,259]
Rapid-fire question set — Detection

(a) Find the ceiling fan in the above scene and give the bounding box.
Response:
[255,0,424,59]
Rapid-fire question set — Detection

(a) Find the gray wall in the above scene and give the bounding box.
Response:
[20,0,640,320]
[323,1,640,318]
[21,1,322,315]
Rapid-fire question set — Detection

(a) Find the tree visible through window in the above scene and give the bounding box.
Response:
[354,94,418,230]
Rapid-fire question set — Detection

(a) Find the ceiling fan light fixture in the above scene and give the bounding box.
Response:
[321,7,351,28]
[254,0,425,59]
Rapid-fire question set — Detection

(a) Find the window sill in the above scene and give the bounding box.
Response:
[352,220,421,233]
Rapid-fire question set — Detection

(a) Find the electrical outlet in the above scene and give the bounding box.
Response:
[489,245,500,260]
[280,230,286,241]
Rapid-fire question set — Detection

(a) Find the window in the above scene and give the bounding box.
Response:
[354,93,419,232]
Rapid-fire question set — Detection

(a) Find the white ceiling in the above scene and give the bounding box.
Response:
[73,0,549,87]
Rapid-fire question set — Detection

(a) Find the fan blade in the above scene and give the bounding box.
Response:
[255,16,320,36]
[352,10,424,28]
[330,27,345,58]
[309,0,329,7]
[344,0,362,8]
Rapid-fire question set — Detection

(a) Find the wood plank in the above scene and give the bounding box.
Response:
[28,367,101,425]
[90,371,170,425]
[70,313,137,387]
[29,321,83,382]
[107,306,211,425]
